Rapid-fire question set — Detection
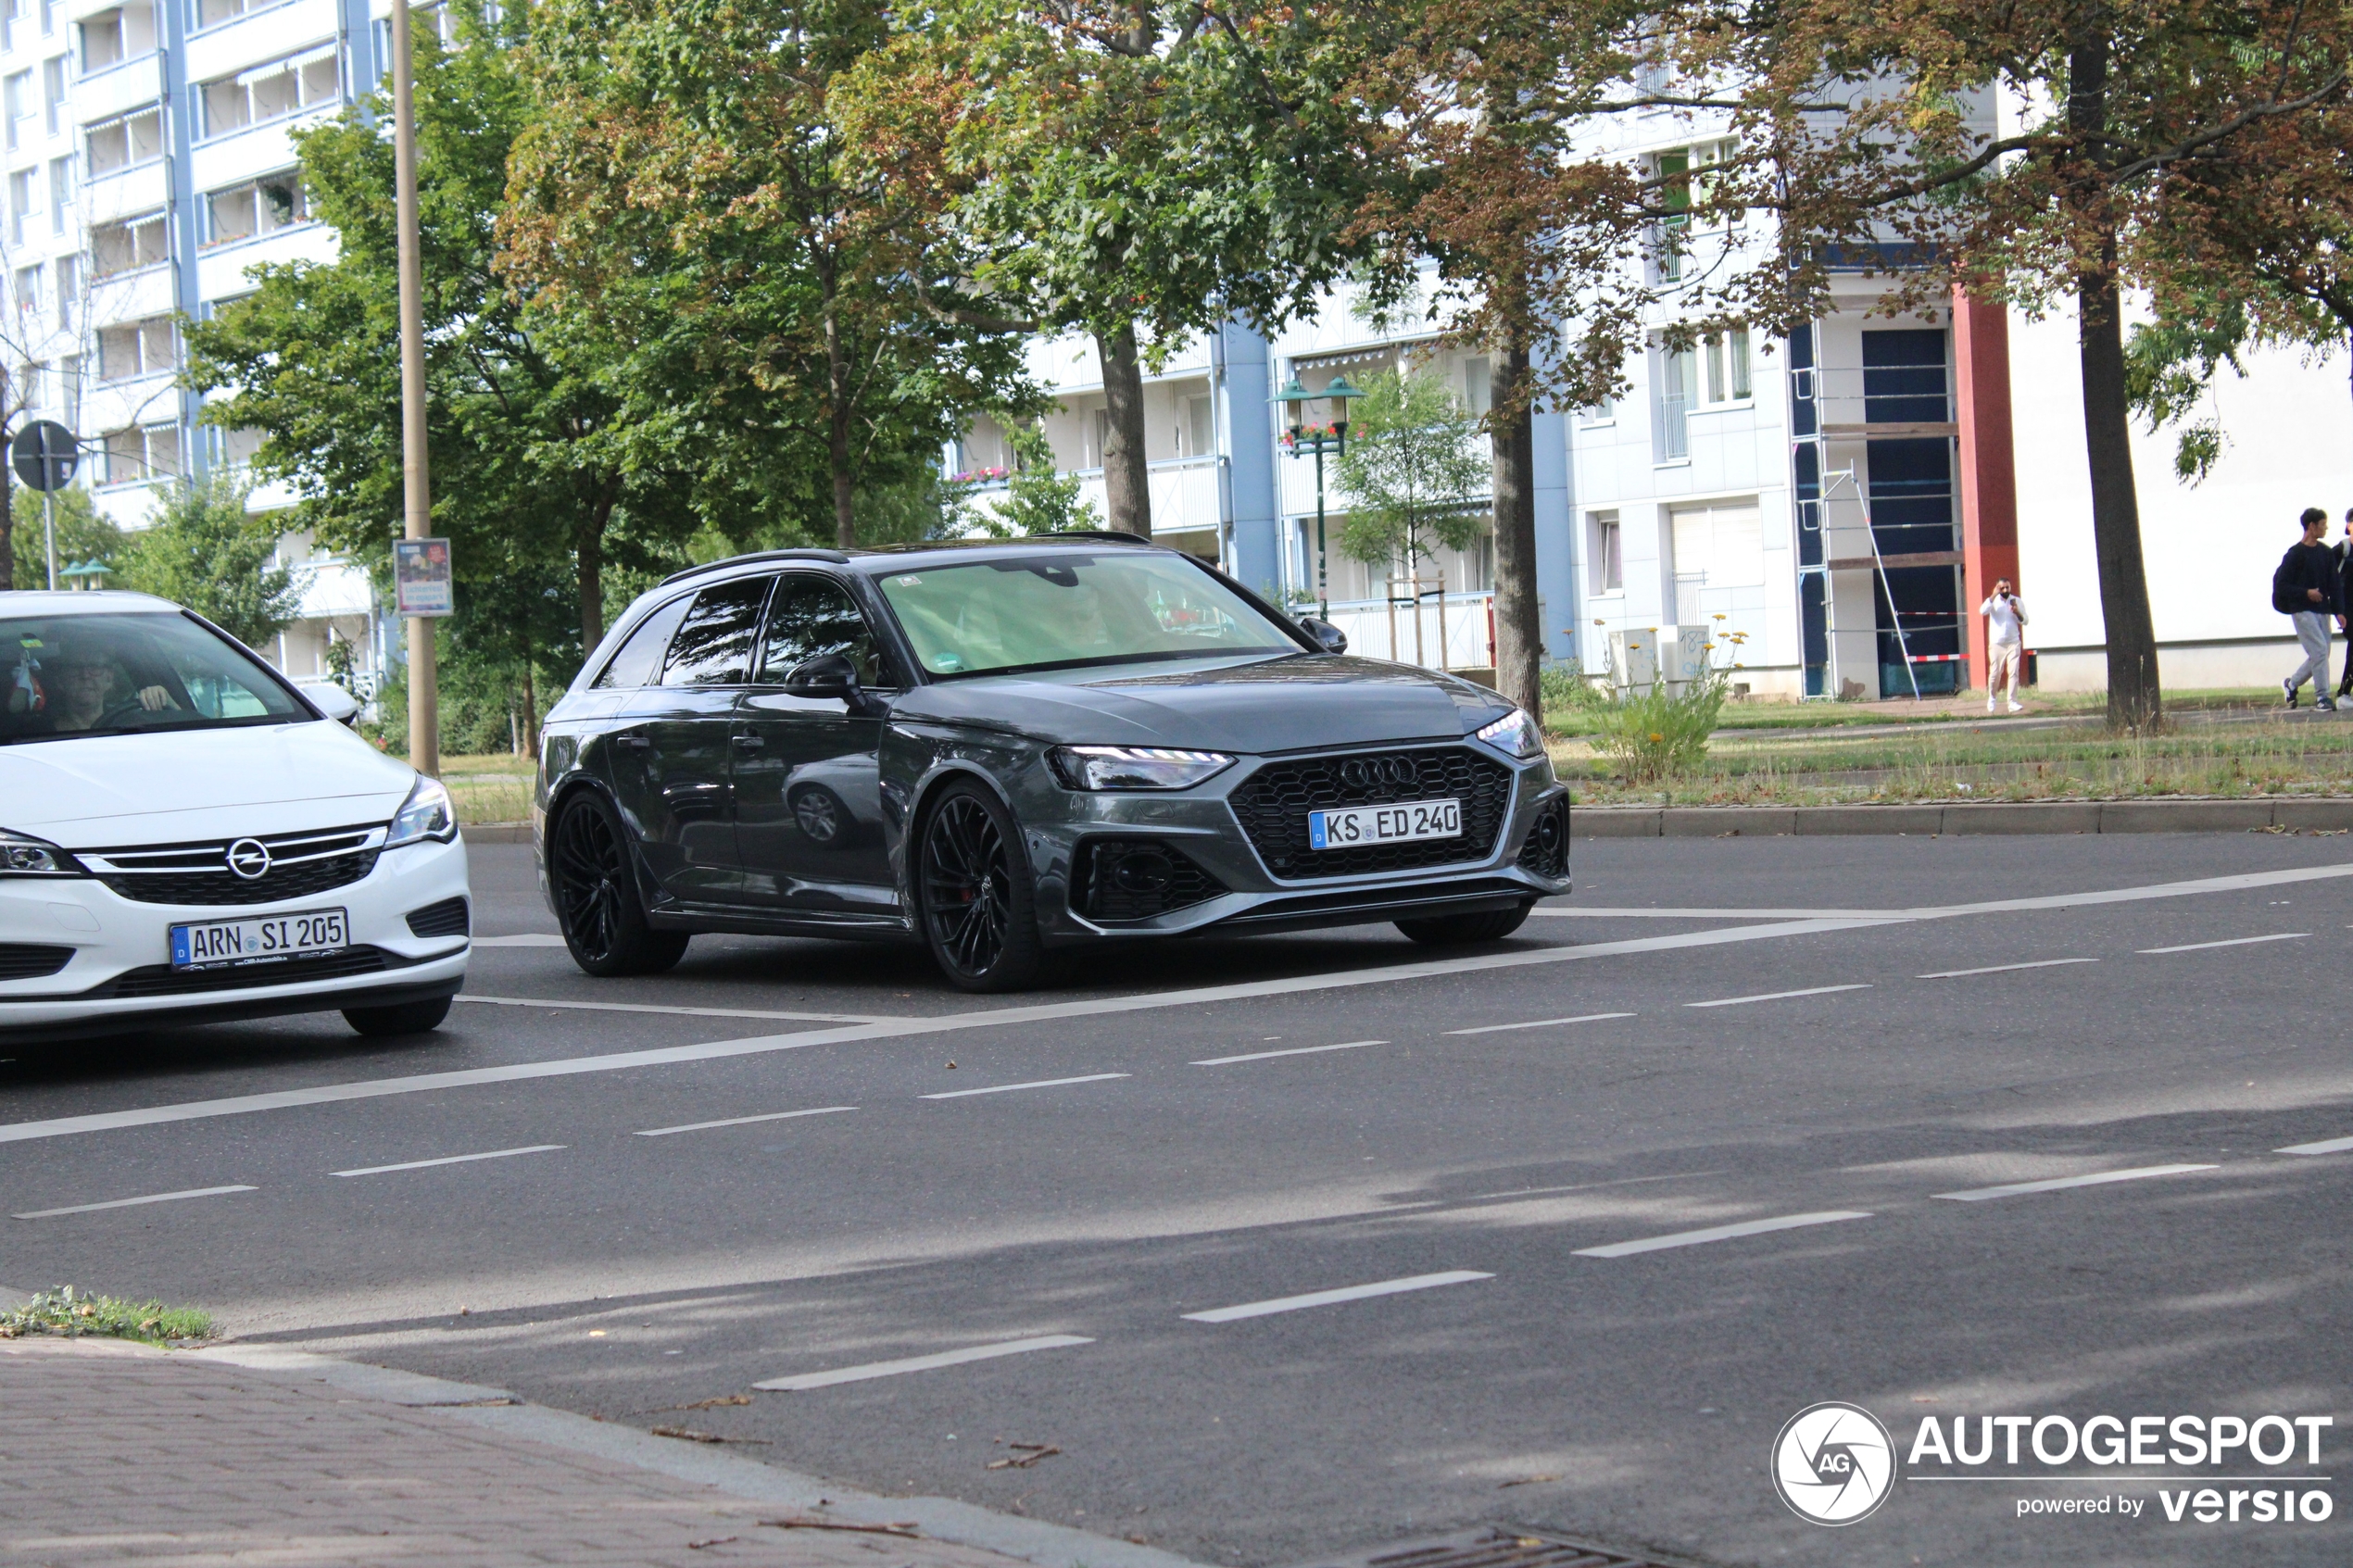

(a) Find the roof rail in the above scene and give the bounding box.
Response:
[1030,530,1158,546]
[659,547,853,587]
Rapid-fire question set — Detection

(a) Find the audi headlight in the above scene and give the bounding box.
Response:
[384,774,458,847]
[0,828,83,876]
[1048,746,1236,791]
[1474,709,1545,759]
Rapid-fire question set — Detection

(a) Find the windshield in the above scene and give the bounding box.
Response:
[874,552,1299,679]
[1,611,310,745]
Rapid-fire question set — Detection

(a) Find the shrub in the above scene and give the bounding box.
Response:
[0,1285,214,1345]
[1584,656,1735,785]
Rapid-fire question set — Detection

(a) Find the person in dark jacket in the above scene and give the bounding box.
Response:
[2335,507,2353,700]
[2276,507,2343,709]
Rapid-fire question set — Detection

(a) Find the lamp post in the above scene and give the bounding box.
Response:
[1273,374,1360,620]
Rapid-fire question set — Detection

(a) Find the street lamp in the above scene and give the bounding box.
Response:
[1273,373,1361,620]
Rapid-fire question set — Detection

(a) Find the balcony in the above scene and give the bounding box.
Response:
[964,454,1226,539]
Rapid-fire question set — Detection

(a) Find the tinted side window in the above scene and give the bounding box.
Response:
[759,575,883,686]
[592,596,692,690]
[661,577,773,687]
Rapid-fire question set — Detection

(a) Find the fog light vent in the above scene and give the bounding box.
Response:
[1076,839,1224,922]
[1516,796,1570,879]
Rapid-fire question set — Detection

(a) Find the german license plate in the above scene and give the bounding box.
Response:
[170,908,349,970]
[1307,798,1462,850]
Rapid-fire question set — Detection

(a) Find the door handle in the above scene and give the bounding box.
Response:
[614,733,651,751]
[732,734,765,750]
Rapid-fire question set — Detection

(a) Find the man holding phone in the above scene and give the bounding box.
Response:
[1980,578,2027,714]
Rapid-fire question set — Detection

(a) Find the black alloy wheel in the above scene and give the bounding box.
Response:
[917,781,1044,992]
[549,793,690,977]
[1395,900,1535,946]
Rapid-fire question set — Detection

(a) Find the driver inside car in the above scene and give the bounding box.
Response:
[12,630,181,733]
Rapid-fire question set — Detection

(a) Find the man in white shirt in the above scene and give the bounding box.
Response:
[1980,579,2026,713]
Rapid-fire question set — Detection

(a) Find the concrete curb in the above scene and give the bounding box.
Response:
[461,822,533,845]
[1575,797,2353,838]
[182,1341,1208,1568]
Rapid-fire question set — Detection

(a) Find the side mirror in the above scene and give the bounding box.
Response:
[785,651,862,703]
[300,682,362,727]
[1298,616,1348,655]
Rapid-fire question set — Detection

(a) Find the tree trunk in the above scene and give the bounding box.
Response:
[1489,334,1543,721]
[0,457,13,591]
[1096,322,1152,537]
[2069,24,2160,730]
[825,308,857,550]
[521,659,538,756]
[578,520,605,656]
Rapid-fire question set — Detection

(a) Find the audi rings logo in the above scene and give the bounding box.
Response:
[225,838,272,881]
[1772,1402,1897,1524]
[1339,756,1416,791]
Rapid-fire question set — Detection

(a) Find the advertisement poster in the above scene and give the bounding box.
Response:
[393,536,453,618]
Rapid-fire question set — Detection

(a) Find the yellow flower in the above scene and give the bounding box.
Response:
[1648,732,1665,744]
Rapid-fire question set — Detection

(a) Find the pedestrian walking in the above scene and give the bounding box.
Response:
[1980,577,2027,713]
[2335,507,2353,701]
[2275,506,2342,710]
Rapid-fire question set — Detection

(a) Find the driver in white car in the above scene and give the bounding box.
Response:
[9,631,178,732]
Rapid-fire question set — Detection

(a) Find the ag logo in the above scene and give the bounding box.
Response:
[1771,1401,1896,1524]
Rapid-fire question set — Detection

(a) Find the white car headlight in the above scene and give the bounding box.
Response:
[0,827,83,876]
[384,774,458,847]
[1048,746,1237,791]
[1474,709,1545,759]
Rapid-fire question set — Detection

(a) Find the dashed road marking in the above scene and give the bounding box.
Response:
[457,995,884,1023]
[1181,1271,1493,1323]
[919,1073,1130,1100]
[333,1145,566,1178]
[753,1335,1092,1391]
[1191,1040,1383,1066]
[1445,1012,1635,1035]
[2137,934,2308,955]
[1574,1210,1873,1258]
[14,1185,257,1220]
[1919,959,2098,979]
[635,1107,858,1137]
[1685,984,1871,1010]
[1933,1163,2220,1201]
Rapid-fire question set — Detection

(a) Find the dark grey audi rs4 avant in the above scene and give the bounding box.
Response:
[534,533,1570,990]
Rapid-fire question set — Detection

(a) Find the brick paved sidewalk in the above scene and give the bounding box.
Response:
[0,1336,1076,1568]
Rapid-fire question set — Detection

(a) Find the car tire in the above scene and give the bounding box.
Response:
[1394,900,1534,946]
[916,779,1045,992]
[548,792,690,977]
[342,996,453,1036]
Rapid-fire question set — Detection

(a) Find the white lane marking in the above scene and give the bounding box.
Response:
[1181,1270,1492,1323]
[1191,1039,1383,1066]
[470,935,569,947]
[635,1107,858,1137]
[1685,984,1872,1010]
[16,860,2353,1148]
[1445,1011,1635,1035]
[919,1073,1130,1100]
[1532,906,1904,919]
[14,1184,256,1220]
[2137,934,2308,955]
[1575,1210,1873,1258]
[753,1335,1091,1391]
[1933,1163,2220,1201]
[2278,1135,2353,1155]
[457,994,883,1023]
[1919,959,2098,979]
[332,1145,566,1178]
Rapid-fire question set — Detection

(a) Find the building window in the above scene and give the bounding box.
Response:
[1861,328,1949,423]
[48,156,70,232]
[200,45,337,137]
[4,70,29,152]
[11,263,37,320]
[198,0,271,26]
[1463,357,1491,419]
[59,351,78,423]
[91,211,169,276]
[1703,327,1752,405]
[205,171,309,246]
[39,0,50,35]
[43,55,64,135]
[79,6,154,71]
[101,422,179,485]
[86,106,164,175]
[54,255,75,330]
[208,424,263,469]
[97,315,175,383]
[0,0,22,52]
[6,168,34,245]
[16,359,40,409]
[1588,510,1623,594]
[1651,343,1693,463]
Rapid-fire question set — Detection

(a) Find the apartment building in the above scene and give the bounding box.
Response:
[1,0,416,691]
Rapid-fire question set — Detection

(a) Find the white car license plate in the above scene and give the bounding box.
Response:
[1307,798,1462,850]
[170,908,349,970]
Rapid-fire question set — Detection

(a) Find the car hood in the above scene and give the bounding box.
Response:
[0,721,417,846]
[888,654,1515,752]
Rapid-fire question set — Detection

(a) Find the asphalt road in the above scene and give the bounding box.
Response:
[5,831,2351,1568]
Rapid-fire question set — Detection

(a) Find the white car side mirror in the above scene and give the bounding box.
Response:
[299,683,362,727]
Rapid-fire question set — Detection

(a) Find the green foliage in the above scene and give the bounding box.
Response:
[1331,370,1489,575]
[993,420,1101,536]
[115,478,304,646]
[0,1285,214,1346]
[7,487,123,591]
[2123,303,2251,484]
[1582,659,1733,786]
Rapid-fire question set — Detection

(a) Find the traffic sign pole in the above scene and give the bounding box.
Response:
[390,0,438,778]
[10,420,82,594]
[43,493,54,592]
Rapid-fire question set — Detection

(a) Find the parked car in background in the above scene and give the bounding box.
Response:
[535,534,1568,992]
[0,592,470,1042]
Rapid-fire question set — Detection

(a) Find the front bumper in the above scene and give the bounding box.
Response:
[1015,744,1569,943]
[0,833,472,1038]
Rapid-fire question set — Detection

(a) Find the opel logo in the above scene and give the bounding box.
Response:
[1339,756,1416,791]
[225,838,272,881]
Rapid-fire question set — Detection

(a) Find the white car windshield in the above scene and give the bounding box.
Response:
[874,552,1299,679]
[1,611,309,745]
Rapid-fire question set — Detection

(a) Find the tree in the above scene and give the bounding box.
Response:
[7,486,121,593]
[994,420,1104,535]
[1332,369,1490,586]
[116,478,305,647]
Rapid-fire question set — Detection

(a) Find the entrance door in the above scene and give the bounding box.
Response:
[607,574,772,906]
[732,573,898,916]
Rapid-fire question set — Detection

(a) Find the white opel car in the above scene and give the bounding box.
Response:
[0,593,469,1042]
